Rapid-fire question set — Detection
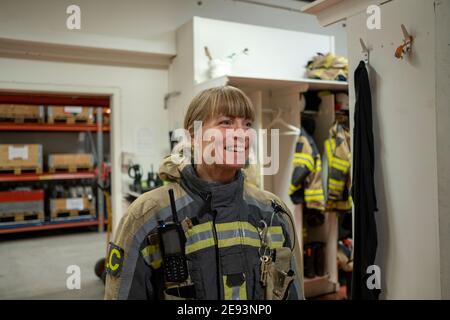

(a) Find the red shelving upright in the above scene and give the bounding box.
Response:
[0,99,110,234]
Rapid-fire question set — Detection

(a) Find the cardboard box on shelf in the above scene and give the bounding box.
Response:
[0,144,43,174]
[0,104,45,123]
[49,197,95,220]
[48,153,94,172]
[47,106,94,124]
[0,190,45,224]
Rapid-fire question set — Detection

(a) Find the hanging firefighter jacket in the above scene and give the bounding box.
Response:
[104,155,304,300]
[289,128,325,210]
[324,123,352,211]
[351,60,379,300]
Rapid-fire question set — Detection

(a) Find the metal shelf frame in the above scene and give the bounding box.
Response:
[0,100,110,234]
[0,123,110,132]
[0,218,107,235]
[0,171,97,183]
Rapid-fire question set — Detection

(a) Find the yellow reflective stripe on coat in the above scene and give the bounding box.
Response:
[330,160,350,173]
[185,221,216,254]
[216,221,261,248]
[184,220,285,253]
[292,156,314,172]
[332,157,351,168]
[326,139,350,172]
[141,244,162,269]
[329,178,345,191]
[268,226,285,248]
[305,194,325,201]
[289,183,302,195]
[304,189,325,201]
[305,189,324,195]
[325,139,335,160]
[294,152,314,163]
[215,222,285,249]
[223,275,247,300]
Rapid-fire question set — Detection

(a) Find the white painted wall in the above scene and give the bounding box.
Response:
[435,0,450,300]
[0,0,347,56]
[193,17,334,83]
[167,20,195,132]
[346,0,441,299]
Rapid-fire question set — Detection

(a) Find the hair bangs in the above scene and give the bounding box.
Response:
[209,86,255,122]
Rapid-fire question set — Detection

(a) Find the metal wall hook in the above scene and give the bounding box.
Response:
[395,24,413,59]
[360,38,370,65]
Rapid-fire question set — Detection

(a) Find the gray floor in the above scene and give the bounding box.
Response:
[0,231,106,300]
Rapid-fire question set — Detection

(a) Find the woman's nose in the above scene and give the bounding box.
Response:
[232,119,247,130]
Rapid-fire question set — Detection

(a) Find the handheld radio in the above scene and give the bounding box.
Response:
[158,189,189,283]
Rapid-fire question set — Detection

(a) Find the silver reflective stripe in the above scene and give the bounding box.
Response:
[118,194,193,300]
[216,229,260,241]
[271,233,284,242]
[185,229,214,246]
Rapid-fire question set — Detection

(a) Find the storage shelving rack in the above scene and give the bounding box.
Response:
[0,92,111,235]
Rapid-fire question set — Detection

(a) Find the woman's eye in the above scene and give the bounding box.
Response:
[220,120,232,126]
[245,122,253,128]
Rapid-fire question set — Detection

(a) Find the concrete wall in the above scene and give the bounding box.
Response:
[347,0,441,299]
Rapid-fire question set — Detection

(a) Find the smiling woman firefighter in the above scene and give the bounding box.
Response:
[105,86,304,300]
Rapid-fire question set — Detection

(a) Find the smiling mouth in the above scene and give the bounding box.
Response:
[224,146,247,153]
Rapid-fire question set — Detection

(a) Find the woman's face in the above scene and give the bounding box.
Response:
[194,115,253,170]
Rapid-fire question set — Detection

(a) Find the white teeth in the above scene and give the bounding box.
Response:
[225,146,245,152]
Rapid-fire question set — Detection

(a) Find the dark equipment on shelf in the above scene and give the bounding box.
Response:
[302,91,322,112]
[158,189,189,283]
[303,242,326,278]
[305,208,325,227]
[147,165,163,190]
[128,163,143,193]
[303,243,316,279]
[128,163,163,196]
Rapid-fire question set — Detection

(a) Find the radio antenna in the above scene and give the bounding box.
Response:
[168,189,179,224]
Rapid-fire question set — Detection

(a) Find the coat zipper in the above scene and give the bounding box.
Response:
[206,193,222,299]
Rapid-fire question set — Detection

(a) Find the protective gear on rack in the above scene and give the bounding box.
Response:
[324,123,352,211]
[289,128,325,211]
[306,53,349,82]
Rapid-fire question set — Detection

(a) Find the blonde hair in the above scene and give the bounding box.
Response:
[184,86,255,135]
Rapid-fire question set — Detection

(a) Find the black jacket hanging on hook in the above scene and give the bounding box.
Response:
[351,61,380,300]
